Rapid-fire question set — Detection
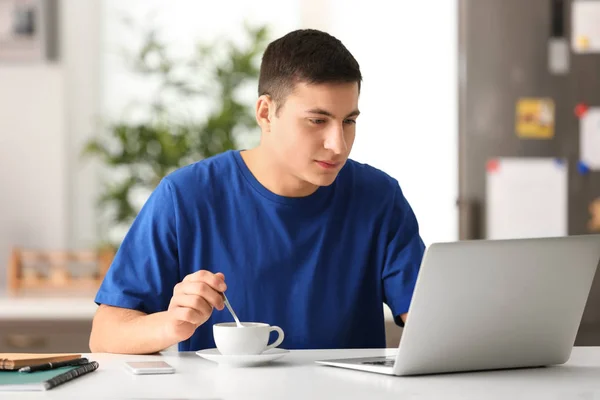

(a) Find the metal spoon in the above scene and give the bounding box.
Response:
[222,293,244,328]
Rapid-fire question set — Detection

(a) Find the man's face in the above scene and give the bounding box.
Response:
[262,81,360,188]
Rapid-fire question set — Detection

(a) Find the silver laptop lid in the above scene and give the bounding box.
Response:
[394,235,600,375]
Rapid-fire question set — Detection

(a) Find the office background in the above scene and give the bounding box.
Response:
[0,1,457,291]
[8,0,599,351]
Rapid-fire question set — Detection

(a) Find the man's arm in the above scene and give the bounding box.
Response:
[89,306,176,354]
[382,181,425,328]
[90,177,230,354]
[90,271,227,354]
[400,313,408,324]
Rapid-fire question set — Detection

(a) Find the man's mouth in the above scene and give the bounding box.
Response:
[315,160,341,169]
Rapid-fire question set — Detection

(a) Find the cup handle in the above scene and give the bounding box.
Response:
[265,326,285,350]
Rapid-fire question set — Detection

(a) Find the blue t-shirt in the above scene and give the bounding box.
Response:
[95,150,425,351]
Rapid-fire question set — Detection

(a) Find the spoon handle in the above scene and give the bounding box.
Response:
[222,293,243,327]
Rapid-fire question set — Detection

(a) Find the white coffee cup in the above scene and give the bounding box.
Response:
[213,322,285,355]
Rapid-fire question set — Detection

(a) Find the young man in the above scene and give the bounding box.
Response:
[90,28,425,354]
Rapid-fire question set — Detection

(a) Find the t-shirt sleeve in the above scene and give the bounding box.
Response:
[382,182,426,327]
[94,178,180,315]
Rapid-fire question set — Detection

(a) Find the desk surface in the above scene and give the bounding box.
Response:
[0,296,97,320]
[0,297,396,321]
[6,347,600,399]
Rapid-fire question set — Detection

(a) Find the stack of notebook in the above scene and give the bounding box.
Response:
[0,353,82,370]
[0,353,99,391]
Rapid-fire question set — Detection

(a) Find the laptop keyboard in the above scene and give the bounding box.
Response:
[361,357,395,367]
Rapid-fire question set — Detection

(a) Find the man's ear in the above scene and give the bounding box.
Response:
[256,95,273,132]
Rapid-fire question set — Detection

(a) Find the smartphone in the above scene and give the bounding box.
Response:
[124,361,175,375]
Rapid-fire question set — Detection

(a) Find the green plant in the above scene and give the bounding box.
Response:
[84,21,270,249]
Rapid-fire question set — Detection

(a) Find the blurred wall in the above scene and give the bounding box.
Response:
[328,0,459,246]
[0,65,67,290]
[0,0,458,290]
[99,0,459,247]
[98,0,305,243]
[0,0,100,290]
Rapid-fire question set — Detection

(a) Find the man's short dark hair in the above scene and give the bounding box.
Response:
[258,29,362,112]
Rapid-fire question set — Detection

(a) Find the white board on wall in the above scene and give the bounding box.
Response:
[486,158,568,240]
[572,0,600,53]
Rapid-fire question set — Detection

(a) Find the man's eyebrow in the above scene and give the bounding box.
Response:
[306,108,360,118]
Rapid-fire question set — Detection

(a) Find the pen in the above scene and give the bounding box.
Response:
[18,357,89,373]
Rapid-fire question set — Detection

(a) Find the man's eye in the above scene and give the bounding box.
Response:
[344,119,357,125]
[309,119,326,125]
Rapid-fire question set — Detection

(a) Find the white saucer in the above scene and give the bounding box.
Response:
[195,348,289,367]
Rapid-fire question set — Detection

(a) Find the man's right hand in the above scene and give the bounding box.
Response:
[164,270,227,343]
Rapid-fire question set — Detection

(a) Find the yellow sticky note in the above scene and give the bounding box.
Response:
[577,35,590,50]
[515,98,555,139]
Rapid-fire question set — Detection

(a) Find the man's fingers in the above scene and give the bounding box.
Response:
[183,270,227,292]
[183,269,211,282]
[173,294,214,314]
[173,306,206,325]
[194,283,225,310]
[176,282,224,310]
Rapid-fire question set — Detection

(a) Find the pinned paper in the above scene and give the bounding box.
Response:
[589,198,600,232]
[486,158,568,240]
[577,106,600,171]
[548,37,570,75]
[515,98,555,139]
[572,1,600,53]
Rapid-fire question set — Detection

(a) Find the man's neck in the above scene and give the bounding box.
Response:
[240,147,319,198]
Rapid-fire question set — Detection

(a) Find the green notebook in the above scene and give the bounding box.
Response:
[0,361,99,391]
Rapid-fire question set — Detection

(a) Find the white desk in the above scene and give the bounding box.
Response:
[0,297,96,320]
[5,347,600,399]
[0,296,394,322]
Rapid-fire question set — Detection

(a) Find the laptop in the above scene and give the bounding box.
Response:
[316,235,600,376]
